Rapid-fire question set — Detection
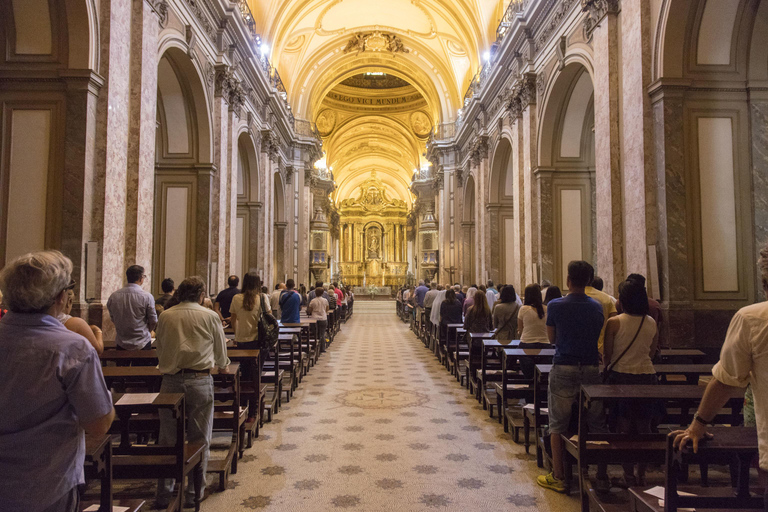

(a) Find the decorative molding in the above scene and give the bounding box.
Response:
[536,71,548,96]
[469,135,489,167]
[534,0,579,53]
[455,167,465,187]
[581,0,621,38]
[215,66,246,116]
[343,31,410,55]
[285,165,294,184]
[147,0,168,27]
[183,0,216,41]
[519,73,537,108]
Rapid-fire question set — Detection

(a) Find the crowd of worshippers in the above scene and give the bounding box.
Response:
[0,250,352,512]
[397,255,768,504]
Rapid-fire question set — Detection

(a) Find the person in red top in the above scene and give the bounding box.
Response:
[332,282,343,307]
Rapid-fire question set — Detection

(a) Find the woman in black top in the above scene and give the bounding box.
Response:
[440,289,463,327]
[464,290,493,333]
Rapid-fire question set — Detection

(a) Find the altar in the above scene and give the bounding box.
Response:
[352,286,392,300]
[337,171,410,288]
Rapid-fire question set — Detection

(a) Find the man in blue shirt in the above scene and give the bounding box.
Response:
[538,260,607,494]
[107,264,157,350]
[214,275,240,324]
[414,280,429,308]
[280,279,302,324]
[0,251,115,512]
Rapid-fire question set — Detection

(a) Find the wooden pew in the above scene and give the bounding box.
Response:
[497,347,555,440]
[568,384,746,512]
[629,428,762,512]
[442,323,463,373]
[466,332,495,398]
[80,434,146,512]
[225,349,263,445]
[657,349,706,363]
[111,393,204,512]
[529,364,551,468]
[479,338,521,415]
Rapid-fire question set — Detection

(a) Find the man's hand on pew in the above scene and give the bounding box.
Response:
[671,422,714,453]
[218,366,231,374]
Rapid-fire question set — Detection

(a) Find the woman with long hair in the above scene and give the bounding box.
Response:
[543,285,562,305]
[464,290,492,333]
[463,286,478,316]
[230,272,265,350]
[492,285,520,340]
[517,284,550,379]
[603,279,658,486]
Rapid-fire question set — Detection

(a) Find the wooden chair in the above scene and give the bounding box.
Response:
[628,428,762,512]
[80,434,146,512]
[111,393,204,512]
[210,368,244,491]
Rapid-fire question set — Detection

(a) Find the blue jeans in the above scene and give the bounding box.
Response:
[156,373,214,503]
[547,364,606,435]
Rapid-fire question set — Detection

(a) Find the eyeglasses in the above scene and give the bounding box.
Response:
[65,279,76,290]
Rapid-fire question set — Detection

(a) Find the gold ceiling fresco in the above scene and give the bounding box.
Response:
[248,0,506,204]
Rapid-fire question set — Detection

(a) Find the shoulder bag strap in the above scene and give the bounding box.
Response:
[493,304,519,338]
[605,315,646,372]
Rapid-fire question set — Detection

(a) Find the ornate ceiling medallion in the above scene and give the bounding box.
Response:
[343,31,410,55]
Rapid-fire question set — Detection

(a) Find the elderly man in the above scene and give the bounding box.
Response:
[107,264,157,350]
[155,276,231,508]
[674,243,768,510]
[0,251,114,512]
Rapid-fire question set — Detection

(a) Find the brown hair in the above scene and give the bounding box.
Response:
[241,272,261,311]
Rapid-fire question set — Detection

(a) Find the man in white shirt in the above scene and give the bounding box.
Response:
[674,244,768,510]
[154,276,230,508]
[270,283,285,318]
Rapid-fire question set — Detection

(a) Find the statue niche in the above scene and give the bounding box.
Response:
[367,230,380,259]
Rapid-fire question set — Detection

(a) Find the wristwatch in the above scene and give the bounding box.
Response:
[693,411,714,426]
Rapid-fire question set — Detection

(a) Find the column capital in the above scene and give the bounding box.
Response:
[582,0,621,38]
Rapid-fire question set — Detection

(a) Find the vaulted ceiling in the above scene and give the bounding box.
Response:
[248,0,507,204]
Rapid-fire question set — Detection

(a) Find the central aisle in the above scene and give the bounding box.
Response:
[204,302,578,511]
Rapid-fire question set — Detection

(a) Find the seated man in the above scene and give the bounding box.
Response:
[280,279,301,324]
[155,276,230,508]
[537,260,608,494]
[0,251,114,512]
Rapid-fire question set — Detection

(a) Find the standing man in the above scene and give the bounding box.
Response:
[486,281,499,310]
[154,276,230,508]
[107,265,157,351]
[673,243,768,510]
[155,278,175,308]
[537,260,608,494]
[0,251,115,512]
[214,275,240,325]
[271,283,285,318]
[332,281,344,309]
[280,279,302,324]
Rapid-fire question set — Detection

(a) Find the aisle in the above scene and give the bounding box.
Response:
[203,302,578,511]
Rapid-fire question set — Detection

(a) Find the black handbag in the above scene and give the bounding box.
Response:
[257,294,279,352]
[601,315,646,383]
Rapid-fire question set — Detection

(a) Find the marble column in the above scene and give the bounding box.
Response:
[487,204,501,283]
[522,99,539,285]
[651,85,694,346]
[91,0,133,311]
[510,115,526,290]
[621,0,656,277]
[211,96,233,292]
[258,148,273,285]
[248,203,262,272]
[60,71,103,322]
[592,11,625,294]
[124,0,159,276]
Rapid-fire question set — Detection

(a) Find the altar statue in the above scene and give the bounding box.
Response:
[367,233,380,259]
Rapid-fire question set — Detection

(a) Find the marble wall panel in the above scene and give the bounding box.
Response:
[751,100,768,299]
[511,118,525,288]
[537,172,554,284]
[522,107,538,285]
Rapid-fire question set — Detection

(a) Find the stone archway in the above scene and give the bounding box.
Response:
[537,63,596,288]
[153,47,213,294]
[488,137,516,286]
[273,171,287,286]
[235,132,262,279]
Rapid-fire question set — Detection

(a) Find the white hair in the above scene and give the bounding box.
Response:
[0,250,72,313]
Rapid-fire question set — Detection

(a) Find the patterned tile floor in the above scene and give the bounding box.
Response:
[201,301,579,511]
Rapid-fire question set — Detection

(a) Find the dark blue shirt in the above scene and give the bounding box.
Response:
[414,285,429,307]
[279,290,301,324]
[546,293,604,365]
[215,286,240,319]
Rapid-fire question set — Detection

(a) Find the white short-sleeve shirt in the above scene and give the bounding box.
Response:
[712,301,768,469]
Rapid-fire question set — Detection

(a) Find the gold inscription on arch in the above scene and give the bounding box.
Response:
[326,91,424,105]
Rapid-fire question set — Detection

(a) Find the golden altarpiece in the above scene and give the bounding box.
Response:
[338,172,408,286]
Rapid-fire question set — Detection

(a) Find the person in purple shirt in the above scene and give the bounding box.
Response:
[0,250,114,512]
[279,279,302,324]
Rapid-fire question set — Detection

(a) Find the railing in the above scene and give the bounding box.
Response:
[237,0,257,40]
[461,0,530,111]
[431,122,456,141]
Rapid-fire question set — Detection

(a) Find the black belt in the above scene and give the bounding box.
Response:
[171,368,211,375]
